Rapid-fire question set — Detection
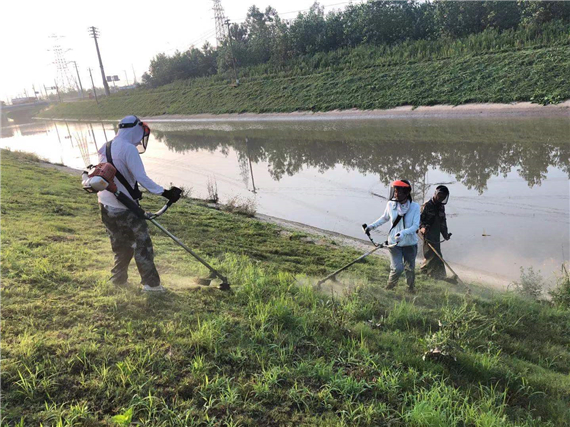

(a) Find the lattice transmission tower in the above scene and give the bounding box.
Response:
[212,0,228,47]
[49,34,76,92]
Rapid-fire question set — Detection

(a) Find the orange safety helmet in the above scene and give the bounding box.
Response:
[389,179,412,202]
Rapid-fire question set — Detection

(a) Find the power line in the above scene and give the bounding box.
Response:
[162,29,217,54]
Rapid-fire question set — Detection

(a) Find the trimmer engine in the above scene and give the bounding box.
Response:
[82,163,118,193]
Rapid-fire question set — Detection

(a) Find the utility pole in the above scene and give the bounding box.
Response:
[123,70,129,86]
[131,64,137,84]
[54,80,61,102]
[88,26,110,96]
[89,123,98,151]
[88,68,99,105]
[43,84,49,100]
[225,19,239,86]
[68,61,85,98]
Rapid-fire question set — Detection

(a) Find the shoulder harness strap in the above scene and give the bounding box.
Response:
[106,140,142,200]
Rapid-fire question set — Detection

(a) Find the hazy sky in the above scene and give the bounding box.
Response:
[0,0,361,102]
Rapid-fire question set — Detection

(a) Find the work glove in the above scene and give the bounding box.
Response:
[362,223,371,235]
[394,232,402,242]
[162,186,182,204]
[444,232,452,241]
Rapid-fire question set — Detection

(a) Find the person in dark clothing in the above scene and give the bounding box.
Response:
[419,185,453,280]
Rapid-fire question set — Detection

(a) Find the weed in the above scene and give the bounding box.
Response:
[223,196,257,217]
[549,264,570,308]
[509,266,544,299]
[206,176,219,203]
[423,297,496,360]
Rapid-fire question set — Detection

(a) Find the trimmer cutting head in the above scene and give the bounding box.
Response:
[195,271,231,291]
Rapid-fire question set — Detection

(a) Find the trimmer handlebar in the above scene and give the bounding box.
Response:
[146,201,173,219]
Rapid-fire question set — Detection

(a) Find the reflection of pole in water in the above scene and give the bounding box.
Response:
[53,122,64,165]
[245,138,257,194]
[64,121,73,147]
[101,122,109,142]
[53,122,62,144]
[89,123,98,151]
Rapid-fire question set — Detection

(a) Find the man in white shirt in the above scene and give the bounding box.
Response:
[365,180,421,292]
[98,115,181,293]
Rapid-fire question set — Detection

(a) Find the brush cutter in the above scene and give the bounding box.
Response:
[424,239,464,288]
[118,194,230,290]
[422,235,467,289]
[316,224,395,287]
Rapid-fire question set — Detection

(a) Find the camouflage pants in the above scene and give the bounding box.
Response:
[100,204,161,287]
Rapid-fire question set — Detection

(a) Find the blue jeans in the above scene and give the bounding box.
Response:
[387,244,417,289]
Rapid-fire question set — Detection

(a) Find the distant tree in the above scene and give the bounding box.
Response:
[289,3,327,55]
[141,0,570,87]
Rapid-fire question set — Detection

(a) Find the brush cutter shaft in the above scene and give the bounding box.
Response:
[425,241,465,286]
[149,218,227,282]
[317,243,396,286]
[116,199,230,285]
[318,246,382,285]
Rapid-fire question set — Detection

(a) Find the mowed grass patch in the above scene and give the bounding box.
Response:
[2,149,570,425]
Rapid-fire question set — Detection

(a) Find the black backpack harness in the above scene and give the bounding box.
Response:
[106,140,143,201]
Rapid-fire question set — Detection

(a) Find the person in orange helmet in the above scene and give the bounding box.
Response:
[364,180,421,292]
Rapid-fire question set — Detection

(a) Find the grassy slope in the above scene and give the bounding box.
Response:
[2,149,570,426]
[40,46,570,120]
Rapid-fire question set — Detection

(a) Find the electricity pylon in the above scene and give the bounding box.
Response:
[212,0,228,47]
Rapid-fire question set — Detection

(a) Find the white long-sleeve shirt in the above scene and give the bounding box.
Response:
[368,200,421,247]
[97,126,164,209]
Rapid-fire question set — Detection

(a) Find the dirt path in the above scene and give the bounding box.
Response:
[143,101,570,122]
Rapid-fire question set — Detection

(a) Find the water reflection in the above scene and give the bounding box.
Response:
[153,118,569,196]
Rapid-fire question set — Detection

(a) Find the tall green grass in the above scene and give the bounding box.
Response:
[2,149,570,425]
[40,22,570,120]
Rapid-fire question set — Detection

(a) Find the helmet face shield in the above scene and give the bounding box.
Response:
[137,122,151,154]
[434,185,449,205]
[118,116,151,154]
[389,179,412,202]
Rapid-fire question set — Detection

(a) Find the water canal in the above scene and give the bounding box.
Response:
[2,116,568,285]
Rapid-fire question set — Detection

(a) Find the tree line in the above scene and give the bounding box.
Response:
[141,1,570,88]
[152,119,570,195]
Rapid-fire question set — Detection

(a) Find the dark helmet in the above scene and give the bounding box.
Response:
[433,185,449,205]
[389,179,412,202]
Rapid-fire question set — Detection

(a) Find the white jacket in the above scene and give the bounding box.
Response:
[368,201,421,247]
[97,125,164,209]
